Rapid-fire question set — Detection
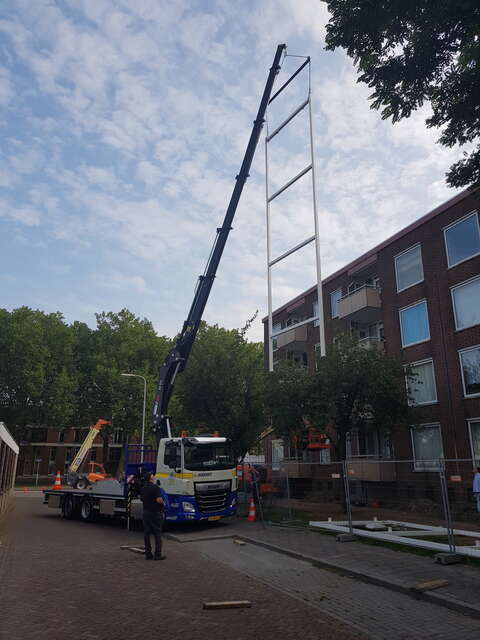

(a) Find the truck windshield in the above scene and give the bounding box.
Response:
[183,443,235,471]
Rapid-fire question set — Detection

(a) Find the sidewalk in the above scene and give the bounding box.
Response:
[166,517,480,619]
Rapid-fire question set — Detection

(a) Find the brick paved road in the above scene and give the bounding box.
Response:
[0,496,365,640]
[191,538,480,640]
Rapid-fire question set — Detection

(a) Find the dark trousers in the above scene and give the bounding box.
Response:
[143,511,164,557]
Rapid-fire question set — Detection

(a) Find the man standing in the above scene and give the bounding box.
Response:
[473,467,480,514]
[140,471,167,560]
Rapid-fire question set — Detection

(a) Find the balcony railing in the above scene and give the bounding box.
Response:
[357,336,384,351]
[338,285,381,322]
[275,325,307,349]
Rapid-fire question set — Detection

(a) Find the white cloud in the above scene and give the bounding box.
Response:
[0,67,12,105]
[0,201,42,226]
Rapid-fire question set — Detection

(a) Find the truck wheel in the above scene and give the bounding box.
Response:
[75,478,89,490]
[80,497,96,522]
[62,495,78,520]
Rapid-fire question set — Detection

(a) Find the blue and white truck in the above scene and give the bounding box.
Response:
[43,436,237,524]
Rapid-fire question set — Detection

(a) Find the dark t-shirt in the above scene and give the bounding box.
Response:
[140,482,164,513]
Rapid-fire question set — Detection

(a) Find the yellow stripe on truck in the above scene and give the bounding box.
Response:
[155,472,193,480]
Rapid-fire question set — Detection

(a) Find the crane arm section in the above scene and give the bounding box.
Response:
[152,44,286,440]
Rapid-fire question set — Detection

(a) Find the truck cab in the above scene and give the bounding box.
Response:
[156,436,237,522]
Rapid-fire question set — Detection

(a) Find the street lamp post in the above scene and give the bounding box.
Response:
[121,373,147,463]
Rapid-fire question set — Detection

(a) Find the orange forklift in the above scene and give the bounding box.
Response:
[66,419,110,490]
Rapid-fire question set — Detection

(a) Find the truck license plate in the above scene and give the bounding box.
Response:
[208,516,221,521]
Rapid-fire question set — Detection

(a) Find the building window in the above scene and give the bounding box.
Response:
[459,346,480,397]
[411,424,443,471]
[58,431,65,443]
[406,359,437,405]
[49,448,56,462]
[395,244,424,292]
[313,301,320,327]
[399,300,430,347]
[74,430,83,443]
[90,448,97,461]
[272,322,281,351]
[330,289,342,319]
[469,420,480,466]
[112,429,123,444]
[451,276,480,330]
[444,211,480,268]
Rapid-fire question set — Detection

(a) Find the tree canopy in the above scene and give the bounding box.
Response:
[264,335,411,460]
[174,322,265,459]
[0,308,265,459]
[325,1,480,188]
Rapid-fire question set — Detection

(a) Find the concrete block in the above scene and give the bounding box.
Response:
[434,553,463,565]
[336,533,357,543]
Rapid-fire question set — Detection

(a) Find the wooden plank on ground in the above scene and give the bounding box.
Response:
[120,545,145,554]
[203,601,252,610]
[233,539,246,546]
[411,579,449,593]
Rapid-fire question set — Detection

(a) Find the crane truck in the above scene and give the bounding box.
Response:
[43,44,286,525]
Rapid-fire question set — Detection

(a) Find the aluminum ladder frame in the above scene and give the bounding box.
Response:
[265,55,325,372]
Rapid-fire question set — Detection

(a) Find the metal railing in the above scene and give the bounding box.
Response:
[237,459,480,558]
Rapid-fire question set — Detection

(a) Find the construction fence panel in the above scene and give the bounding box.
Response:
[343,459,450,534]
[247,460,347,526]
[443,459,480,553]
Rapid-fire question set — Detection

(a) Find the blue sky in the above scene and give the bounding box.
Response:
[0,0,462,341]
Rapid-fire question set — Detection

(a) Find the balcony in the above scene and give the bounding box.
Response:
[275,325,307,349]
[357,336,384,352]
[346,458,396,482]
[338,285,381,323]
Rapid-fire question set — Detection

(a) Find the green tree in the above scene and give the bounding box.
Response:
[263,360,314,442]
[311,335,411,460]
[0,307,76,434]
[174,322,264,459]
[74,309,170,463]
[325,1,480,187]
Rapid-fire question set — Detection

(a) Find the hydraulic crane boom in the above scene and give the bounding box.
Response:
[152,44,286,440]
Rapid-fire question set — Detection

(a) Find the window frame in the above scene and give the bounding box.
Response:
[451,274,480,331]
[410,423,444,472]
[443,210,480,269]
[313,300,320,327]
[394,243,424,293]
[399,299,430,348]
[458,344,480,398]
[467,418,480,467]
[405,357,438,406]
[330,289,342,319]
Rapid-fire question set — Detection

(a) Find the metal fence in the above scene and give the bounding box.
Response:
[237,459,480,558]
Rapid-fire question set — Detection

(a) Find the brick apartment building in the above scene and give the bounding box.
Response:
[16,425,129,480]
[263,187,480,488]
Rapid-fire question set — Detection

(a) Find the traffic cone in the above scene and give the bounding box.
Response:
[53,471,62,490]
[247,498,256,522]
